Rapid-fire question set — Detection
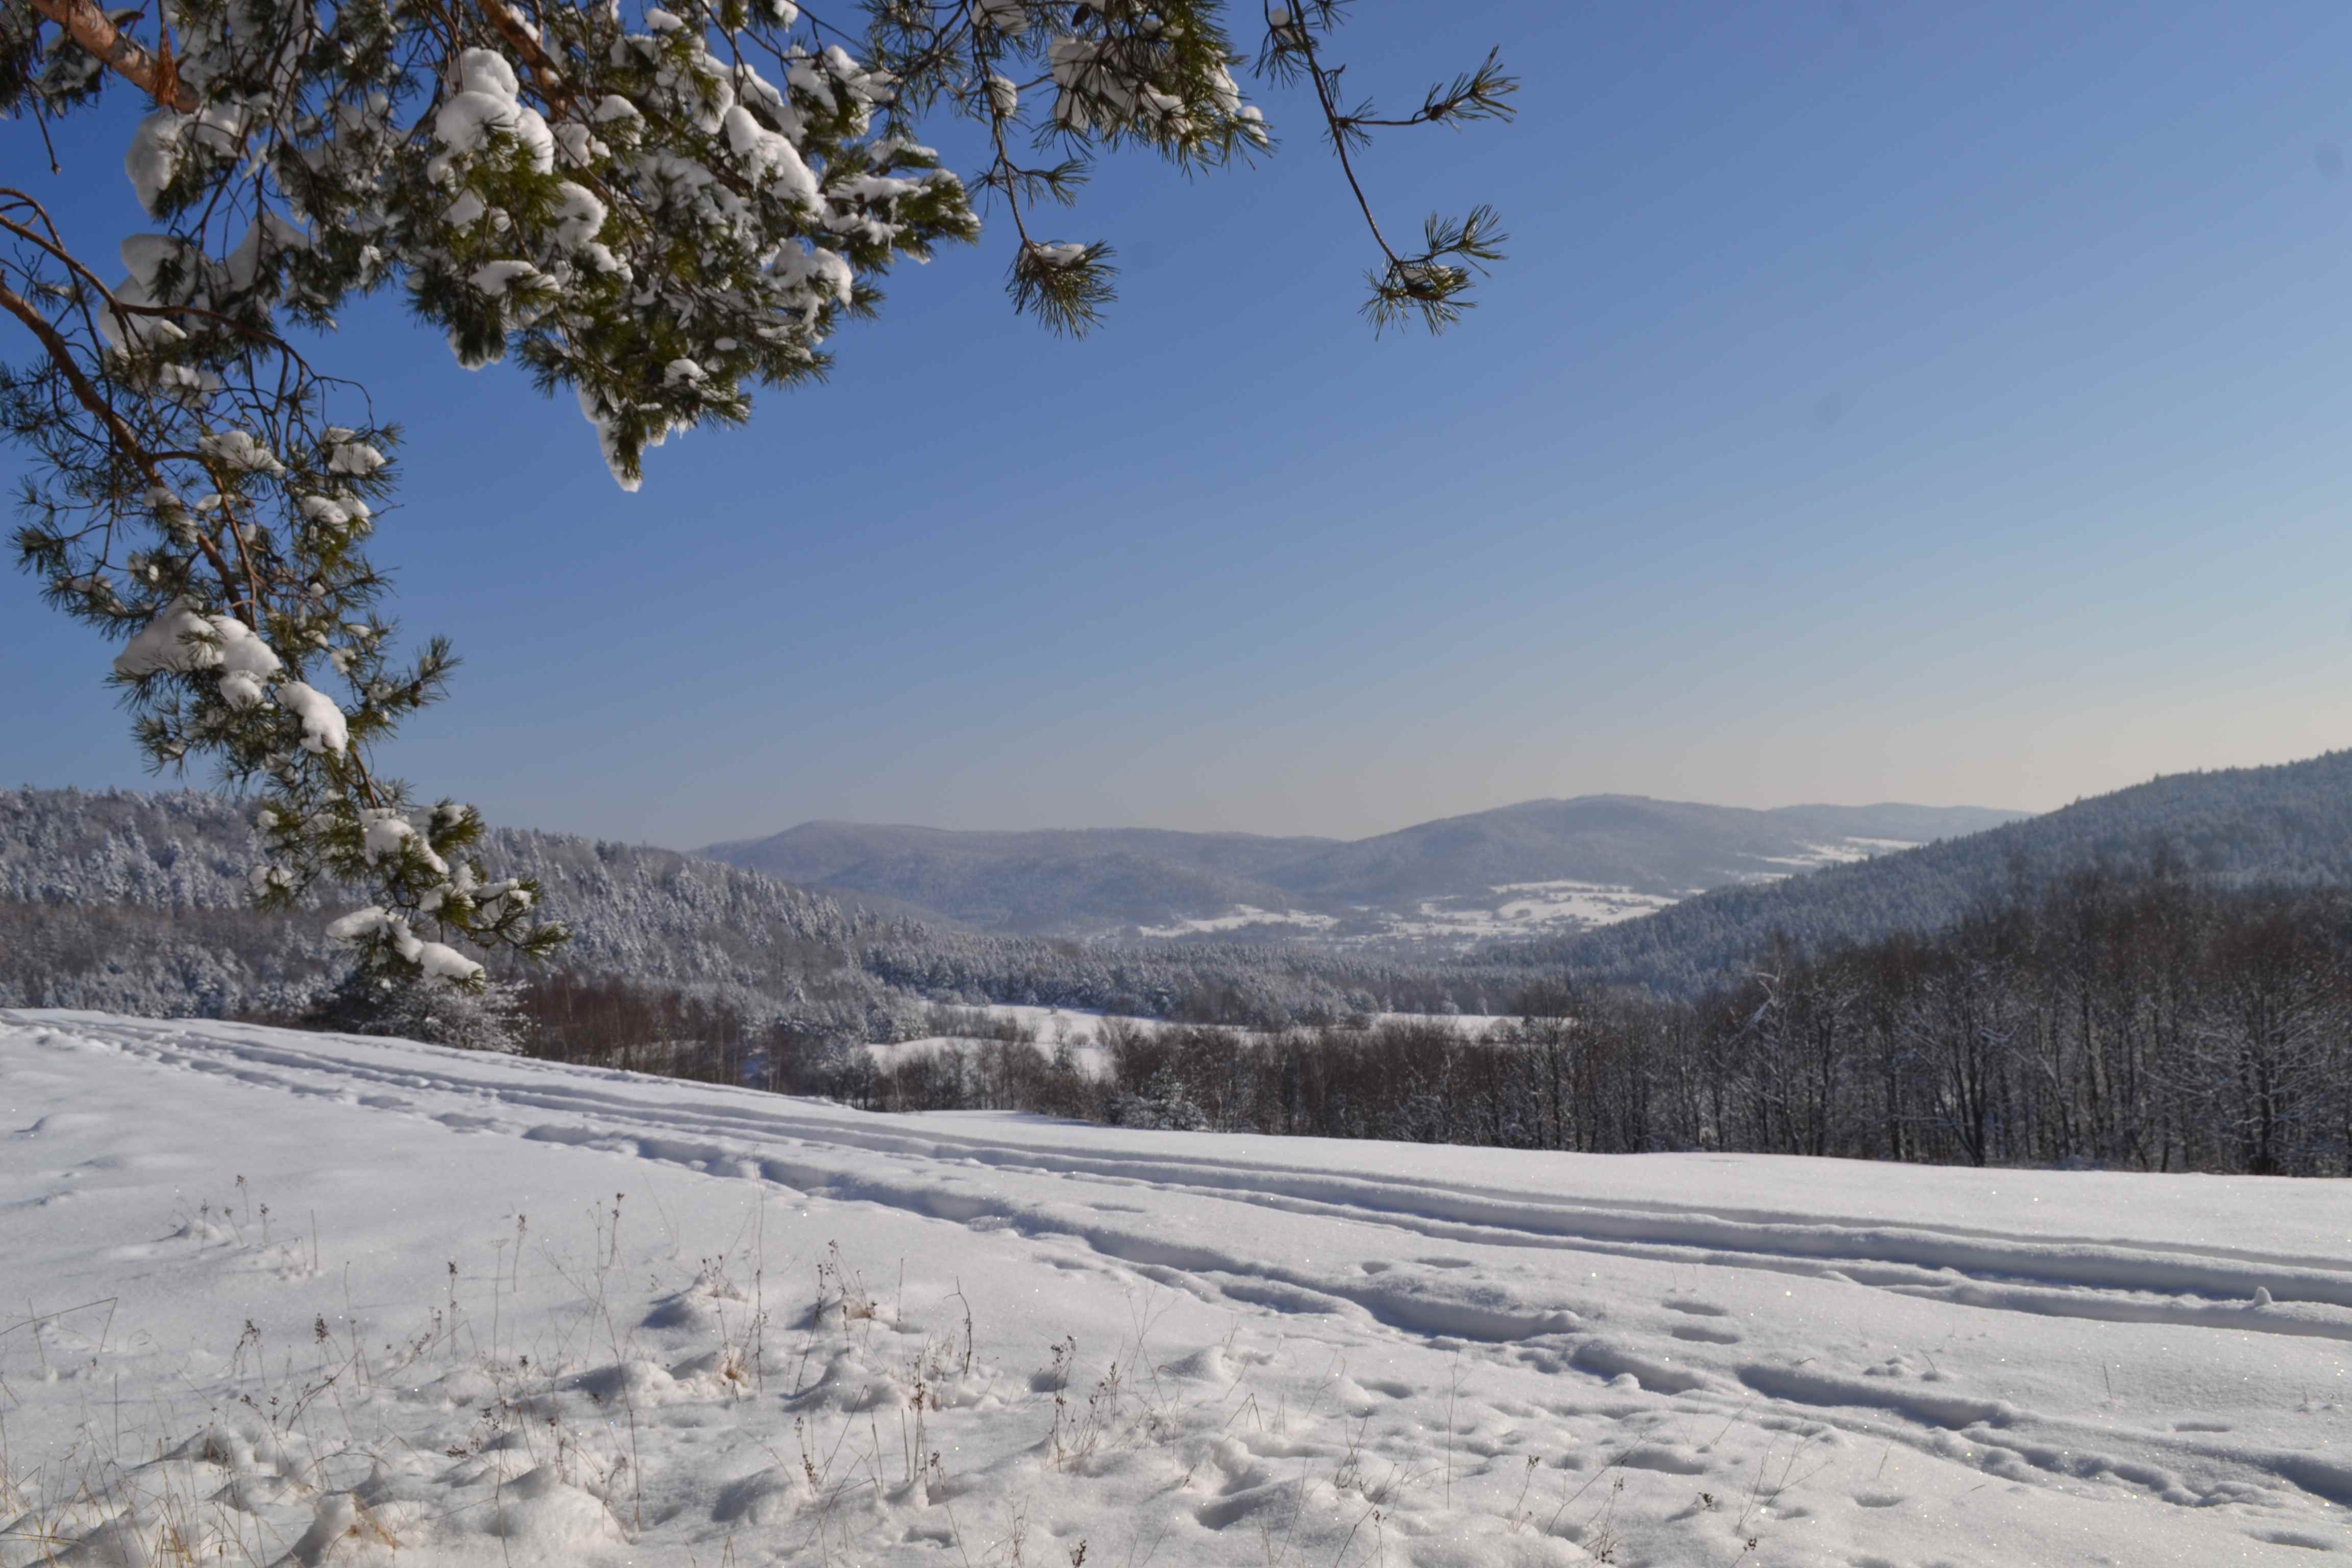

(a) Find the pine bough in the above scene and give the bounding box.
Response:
[2,0,1514,984]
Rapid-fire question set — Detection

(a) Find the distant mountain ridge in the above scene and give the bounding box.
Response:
[702,822,1337,934]
[699,796,2027,951]
[0,788,1529,1029]
[22,755,2352,1025]
[1517,749,2352,993]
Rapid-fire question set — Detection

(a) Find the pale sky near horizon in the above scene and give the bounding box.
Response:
[7,1,2352,846]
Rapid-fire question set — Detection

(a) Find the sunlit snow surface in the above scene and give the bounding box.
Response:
[4,1011,2349,1567]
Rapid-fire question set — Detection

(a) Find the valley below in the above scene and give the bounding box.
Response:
[700,800,2020,954]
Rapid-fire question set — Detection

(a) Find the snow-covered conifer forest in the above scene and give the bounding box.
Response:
[14,765,2352,1177]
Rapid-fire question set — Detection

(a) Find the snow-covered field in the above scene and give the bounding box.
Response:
[1394,881,1687,942]
[1131,838,1921,950]
[1135,907,1341,939]
[866,1008,1514,1076]
[5,1011,2349,1566]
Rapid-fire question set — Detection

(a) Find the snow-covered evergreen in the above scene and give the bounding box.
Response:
[5,0,1514,987]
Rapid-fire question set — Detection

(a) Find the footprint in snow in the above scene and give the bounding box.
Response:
[1618,1443,1708,1476]
[1663,1298,1732,1318]
[1671,1322,1744,1345]
[1852,1491,1907,1509]
[2248,1530,2339,1552]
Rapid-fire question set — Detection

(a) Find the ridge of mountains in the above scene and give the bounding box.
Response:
[0,789,1499,1027]
[17,749,2352,1031]
[1523,748,2352,992]
[699,797,2029,950]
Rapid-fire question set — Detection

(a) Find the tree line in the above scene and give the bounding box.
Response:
[1518,747,2352,996]
[839,868,2352,1176]
[27,786,2350,1175]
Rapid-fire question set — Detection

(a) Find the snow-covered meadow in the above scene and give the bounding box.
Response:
[861,1006,1523,1082]
[4,1011,2348,1566]
[1117,835,1929,952]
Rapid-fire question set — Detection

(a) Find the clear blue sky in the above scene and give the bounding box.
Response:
[8,0,2352,845]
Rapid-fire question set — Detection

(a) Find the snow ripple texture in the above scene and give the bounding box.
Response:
[3,1010,2348,1566]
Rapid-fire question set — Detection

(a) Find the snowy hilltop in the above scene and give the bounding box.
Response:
[701,798,2026,951]
[4,1010,2348,1566]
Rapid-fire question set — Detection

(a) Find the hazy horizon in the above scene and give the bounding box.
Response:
[9,763,2221,851]
[10,2,2352,848]
[5,730,2330,844]
[694,791,2045,850]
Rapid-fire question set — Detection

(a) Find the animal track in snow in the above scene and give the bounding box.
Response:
[1617,1443,1708,1475]
[1671,1323,1744,1344]
[2249,1529,2340,1552]
[20,1012,2352,1566]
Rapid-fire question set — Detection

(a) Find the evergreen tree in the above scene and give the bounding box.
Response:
[2,0,1516,986]
[315,962,530,1051]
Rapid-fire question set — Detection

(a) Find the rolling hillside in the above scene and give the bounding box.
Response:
[1522,748,2352,992]
[0,788,909,1031]
[701,798,2025,949]
[14,1012,2344,1567]
[0,789,1523,1028]
[701,822,1336,933]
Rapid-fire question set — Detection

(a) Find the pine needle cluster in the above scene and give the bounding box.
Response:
[3,0,1515,978]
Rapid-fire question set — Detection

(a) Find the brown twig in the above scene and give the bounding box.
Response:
[26,0,198,110]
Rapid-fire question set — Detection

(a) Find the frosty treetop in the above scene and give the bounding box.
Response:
[2,0,1514,982]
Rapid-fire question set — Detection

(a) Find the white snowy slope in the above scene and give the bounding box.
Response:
[4,1012,2348,1568]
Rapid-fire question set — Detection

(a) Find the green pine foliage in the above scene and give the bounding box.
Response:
[2,0,1514,985]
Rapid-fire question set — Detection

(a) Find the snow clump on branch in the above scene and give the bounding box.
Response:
[10,0,1508,994]
[326,906,487,984]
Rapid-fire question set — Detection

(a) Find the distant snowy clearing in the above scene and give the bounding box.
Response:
[865,1006,1515,1076]
[1128,836,1919,950]
[1401,880,1684,941]
[3,1011,2348,1566]
[1135,905,1340,939]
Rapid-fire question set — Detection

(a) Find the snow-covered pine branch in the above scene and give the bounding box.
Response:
[3,0,1515,982]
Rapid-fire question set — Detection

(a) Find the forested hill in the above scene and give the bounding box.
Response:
[702,821,1338,934]
[1254,797,2022,904]
[1513,748,2352,994]
[703,798,2025,947]
[0,788,911,1029]
[1,790,1523,1029]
